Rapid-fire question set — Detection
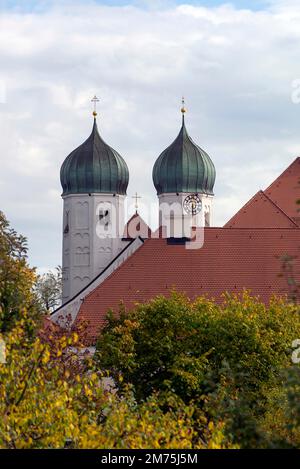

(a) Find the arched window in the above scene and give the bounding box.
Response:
[99,209,111,230]
[205,211,210,227]
[75,247,90,266]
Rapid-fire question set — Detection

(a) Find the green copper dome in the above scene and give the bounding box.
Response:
[60,119,129,196]
[152,116,216,195]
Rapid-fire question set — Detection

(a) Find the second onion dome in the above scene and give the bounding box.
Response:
[152,112,216,196]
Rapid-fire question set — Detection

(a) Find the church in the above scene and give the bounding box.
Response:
[51,100,300,345]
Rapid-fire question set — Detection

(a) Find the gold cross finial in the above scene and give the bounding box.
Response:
[181,96,186,115]
[91,95,99,117]
[132,192,142,213]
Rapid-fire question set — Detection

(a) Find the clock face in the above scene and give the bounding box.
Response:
[183,194,202,215]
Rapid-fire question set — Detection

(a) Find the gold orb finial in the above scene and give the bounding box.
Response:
[91,95,99,118]
[181,96,186,114]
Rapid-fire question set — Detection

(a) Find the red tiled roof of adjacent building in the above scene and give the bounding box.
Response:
[76,228,300,343]
[224,190,299,228]
[265,157,300,225]
[123,212,152,239]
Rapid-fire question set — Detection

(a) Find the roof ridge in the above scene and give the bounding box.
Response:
[123,212,152,239]
[79,236,146,306]
[73,227,300,343]
[261,190,299,227]
[265,157,300,192]
[224,190,260,227]
[51,237,139,315]
[224,189,299,228]
[126,211,149,224]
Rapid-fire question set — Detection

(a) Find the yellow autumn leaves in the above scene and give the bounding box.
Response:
[0,317,233,449]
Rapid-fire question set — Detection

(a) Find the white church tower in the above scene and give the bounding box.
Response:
[152,100,216,238]
[60,100,129,304]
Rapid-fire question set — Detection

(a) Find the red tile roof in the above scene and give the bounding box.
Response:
[76,228,300,343]
[224,190,299,228]
[265,157,300,225]
[123,212,152,239]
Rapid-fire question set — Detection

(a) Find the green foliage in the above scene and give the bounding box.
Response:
[285,366,300,431]
[0,318,232,449]
[1,206,300,448]
[95,291,300,447]
[0,211,38,333]
[96,291,299,401]
[257,366,300,448]
[1,287,299,449]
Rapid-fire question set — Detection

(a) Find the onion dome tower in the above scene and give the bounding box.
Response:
[60,119,129,196]
[153,99,216,236]
[60,98,129,303]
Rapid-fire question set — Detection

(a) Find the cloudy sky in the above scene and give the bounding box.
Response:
[0,0,300,271]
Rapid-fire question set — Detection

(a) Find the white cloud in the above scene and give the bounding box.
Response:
[0,2,299,269]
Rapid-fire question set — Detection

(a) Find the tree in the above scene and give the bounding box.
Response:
[35,266,62,313]
[0,211,38,332]
[259,366,300,448]
[0,315,232,449]
[95,291,300,447]
[96,291,299,401]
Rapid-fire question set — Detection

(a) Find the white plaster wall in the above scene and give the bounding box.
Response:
[52,236,144,327]
[62,193,126,303]
[158,192,214,237]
